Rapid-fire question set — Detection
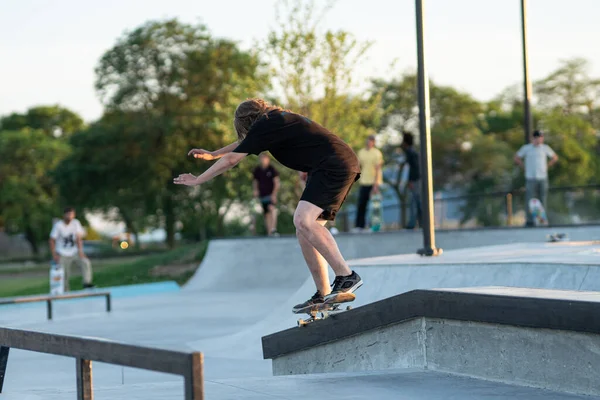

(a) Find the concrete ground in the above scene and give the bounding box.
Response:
[4,370,596,399]
[1,227,599,398]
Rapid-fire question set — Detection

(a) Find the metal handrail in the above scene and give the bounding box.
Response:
[0,327,204,399]
[0,291,111,320]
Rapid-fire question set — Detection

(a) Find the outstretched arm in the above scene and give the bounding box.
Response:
[189,142,239,160]
[174,152,247,186]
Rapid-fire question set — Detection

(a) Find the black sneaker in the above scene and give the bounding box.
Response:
[83,283,96,289]
[292,291,325,314]
[324,271,363,302]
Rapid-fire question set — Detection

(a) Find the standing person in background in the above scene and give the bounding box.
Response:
[253,153,280,236]
[514,130,558,226]
[402,132,422,229]
[49,207,94,291]
[354,135,383,232]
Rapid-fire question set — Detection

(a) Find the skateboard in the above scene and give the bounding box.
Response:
[528,198,548,226]
[547,233,569,242]
[296,292,356,327]
[370,193,383,232]
[49,261,65,295]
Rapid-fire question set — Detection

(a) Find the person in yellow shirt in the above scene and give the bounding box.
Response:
[354,135,383,231]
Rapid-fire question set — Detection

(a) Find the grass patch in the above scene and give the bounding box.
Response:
[0,242,207,298]
[0,256,145,275]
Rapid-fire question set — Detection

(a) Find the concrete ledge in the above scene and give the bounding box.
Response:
[271,317,600,396]
[262,287,600,359]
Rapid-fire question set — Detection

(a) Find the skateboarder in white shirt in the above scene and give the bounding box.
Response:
[49,207,94,290]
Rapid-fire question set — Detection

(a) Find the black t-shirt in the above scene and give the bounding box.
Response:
[405,147,420,182]
[234,110,360,173]
[253,165,279,197]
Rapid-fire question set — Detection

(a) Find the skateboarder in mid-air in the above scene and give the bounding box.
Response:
[174,98,363,313]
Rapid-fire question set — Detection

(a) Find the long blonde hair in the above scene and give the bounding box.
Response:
[234,98,284,141]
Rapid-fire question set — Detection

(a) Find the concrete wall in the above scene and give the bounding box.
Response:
[272,318,600,397]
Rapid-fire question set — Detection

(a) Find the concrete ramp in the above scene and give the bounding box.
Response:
[346,241,600,308]
[189,241,600,361]
[183,238,309,292]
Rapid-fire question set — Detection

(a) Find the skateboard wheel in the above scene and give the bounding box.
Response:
[346,306,352,311]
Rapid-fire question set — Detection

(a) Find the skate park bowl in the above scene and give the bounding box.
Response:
[2,225,600,399]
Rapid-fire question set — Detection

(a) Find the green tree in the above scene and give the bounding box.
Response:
[373,74,503,188]
[535,58,600,121]
[92,19,268,247]
[53,112,158,247]
[373,73,516,227]
[264,0,381,221]
[0,130,70,254]
[1,105,84,138]
[537,110,598,186]
[266,0,379,149]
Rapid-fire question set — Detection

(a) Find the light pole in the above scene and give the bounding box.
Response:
[521,0,533,144]
[415,0,442,256]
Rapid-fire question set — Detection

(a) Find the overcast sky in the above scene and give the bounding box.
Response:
[1,0,599,122]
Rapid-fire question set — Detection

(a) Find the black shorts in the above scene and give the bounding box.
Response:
[300,170,360,221]
[260,196,274,214]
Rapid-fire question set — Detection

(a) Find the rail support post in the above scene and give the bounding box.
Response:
[47,300,53,320]
[76,358,93,400]
[0,346,9,393]
[184,352,204,400]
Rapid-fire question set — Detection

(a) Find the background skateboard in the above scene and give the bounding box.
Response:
[528,198,548,226]
[370,193,383,232]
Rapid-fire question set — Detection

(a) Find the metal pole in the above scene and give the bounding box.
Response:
[521,0,533,144]
[415,0,441,256]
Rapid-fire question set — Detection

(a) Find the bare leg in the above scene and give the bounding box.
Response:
[266,205,276,233]
[294,201,352,277]
[271,206,278,232]
[297,220,331,295]
[263,211,271,234]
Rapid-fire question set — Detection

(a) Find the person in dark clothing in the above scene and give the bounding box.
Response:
[401,132,422,229]
[175,98,363,313]
[253,153,280,236]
